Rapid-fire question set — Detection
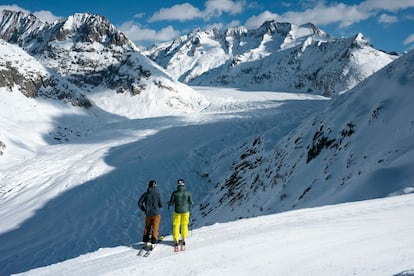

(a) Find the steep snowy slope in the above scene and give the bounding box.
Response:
[146,20,397,96]
[194,49,414,226]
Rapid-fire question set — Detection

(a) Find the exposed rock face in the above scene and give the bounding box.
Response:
[0,140,5,156]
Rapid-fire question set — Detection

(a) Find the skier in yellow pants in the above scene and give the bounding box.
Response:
[168,179,193,251]
[172,212,190,242]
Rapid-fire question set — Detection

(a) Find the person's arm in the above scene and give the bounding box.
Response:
[158,192,163,208]
[138,193,147,212]
[168,192,175,209]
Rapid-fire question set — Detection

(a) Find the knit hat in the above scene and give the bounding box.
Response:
[177,179,185,186]
[148,180,157,188]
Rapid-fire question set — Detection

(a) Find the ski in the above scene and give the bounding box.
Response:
[143,245,155,257]
[138,236,164,257]
[137,245,148,256]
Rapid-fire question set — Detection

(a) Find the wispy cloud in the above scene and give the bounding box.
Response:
[118,21,181,44]
[378,13,398,24]
[403,33,414,45]
[359,0,414,12]
[133,13,145,19]
[149,0,244,22]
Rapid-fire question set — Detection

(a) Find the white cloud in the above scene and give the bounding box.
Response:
[118,21,180,45]
[378,13,398,24]
[149,0,244,22]
[205,0,243,17]
[33,10,61,23]
[149,3,202,22]
[403,33,414,45]
[228,20,242,28]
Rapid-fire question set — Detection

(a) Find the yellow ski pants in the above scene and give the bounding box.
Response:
[172,212,190,242]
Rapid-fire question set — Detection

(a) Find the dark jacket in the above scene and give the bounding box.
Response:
[168,185,193,214]
[138,187,163,216]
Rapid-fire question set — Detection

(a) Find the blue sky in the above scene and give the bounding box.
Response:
[1,0,414,53]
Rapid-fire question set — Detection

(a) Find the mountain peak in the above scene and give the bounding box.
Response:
[348,32,371,49]
[257,20,292,36]
[54,12,132,47]
[299,22,327,37]
[0,9,47,45]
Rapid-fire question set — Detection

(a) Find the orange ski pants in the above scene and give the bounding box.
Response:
[143,214,161,244]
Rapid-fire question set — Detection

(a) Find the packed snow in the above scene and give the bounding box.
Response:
[14,194,414,276]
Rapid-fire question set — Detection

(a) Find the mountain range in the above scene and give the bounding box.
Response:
[146,20,398,96]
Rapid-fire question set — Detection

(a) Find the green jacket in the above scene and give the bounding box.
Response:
[168,185,193,214]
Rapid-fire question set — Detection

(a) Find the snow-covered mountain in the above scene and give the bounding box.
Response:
[0,10,209,118]
[146,21,398,96]
[0,39,91,107]
[194,49,414,227]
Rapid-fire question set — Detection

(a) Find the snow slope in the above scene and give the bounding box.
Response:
[0,85,326,275]
[14,193,414,276]
[194,49,414,227]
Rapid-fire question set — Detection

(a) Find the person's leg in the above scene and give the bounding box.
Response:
[142,216,152,246]
[180,212,190,243]
[172,212,181,244]
[151,215,161,245]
